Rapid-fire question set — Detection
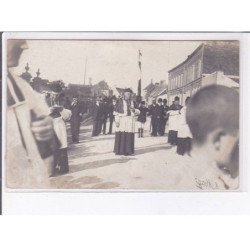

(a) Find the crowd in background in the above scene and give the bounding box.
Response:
[6,39,239,190]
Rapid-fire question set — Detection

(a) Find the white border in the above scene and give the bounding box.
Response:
[2,32,250,214]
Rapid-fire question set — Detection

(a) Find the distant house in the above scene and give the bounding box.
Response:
[92,80,113,98]
[64,83,93,100]
[167,41,239,105]
[143,81,156,100]
[143,80,168,104]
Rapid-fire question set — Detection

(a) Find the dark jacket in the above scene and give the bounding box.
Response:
[92,103,101,121]
[149,104,157,118]
[163,105,170,120]
[137,106,149,123]
[115,99,135,116]
[169,104,182,111]
[70,102,82,123]
[150,104,164,119]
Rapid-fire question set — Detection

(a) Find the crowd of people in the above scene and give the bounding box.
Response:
[6,39,239,190]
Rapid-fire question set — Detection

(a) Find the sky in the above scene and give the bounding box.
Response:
[15,40,201,92]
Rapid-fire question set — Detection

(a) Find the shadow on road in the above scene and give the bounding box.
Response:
[69,157,136,174]
[135,145,173,156]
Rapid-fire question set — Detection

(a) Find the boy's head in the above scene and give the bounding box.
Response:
[186,85,239,172]
[7,39,28,67]
[163,99,167,105]
[124,88,133,100]
[174,96,180,105]
[157,98,163,104]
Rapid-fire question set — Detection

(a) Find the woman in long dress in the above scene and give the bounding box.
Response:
[113,89,140,155]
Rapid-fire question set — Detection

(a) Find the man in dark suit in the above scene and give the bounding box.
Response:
[92,97,102,137]
[161,99,169,135]
[149,99,158,136]
[70,97,83,143]
[99,97,109,135]
[155,98,164,136]
[107,97,116,134]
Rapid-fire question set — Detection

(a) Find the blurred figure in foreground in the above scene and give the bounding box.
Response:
[6,40,57,188]
[166,85,239,190]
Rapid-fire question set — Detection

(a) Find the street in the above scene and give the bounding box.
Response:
[50,118,178,190]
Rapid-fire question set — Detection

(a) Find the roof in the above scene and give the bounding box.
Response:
[202,71,239,88]
[96,80,110,90]
[168,43,203,73]
[203,41,239,76]
[148,84,167,98]
[143,82,155,92]
[168,41,239,77]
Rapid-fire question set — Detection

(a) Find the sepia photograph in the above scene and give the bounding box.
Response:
[4,36,239,191]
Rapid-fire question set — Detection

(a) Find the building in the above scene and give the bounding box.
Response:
[143,80,168,104]
[92,80,113,98]
[167,41,239,105]
[31,69,51,93]
[20,63,32,83]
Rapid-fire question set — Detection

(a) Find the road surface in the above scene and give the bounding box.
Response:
[50,119,178,190]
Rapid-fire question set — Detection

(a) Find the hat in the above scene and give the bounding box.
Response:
[124,88,133,93]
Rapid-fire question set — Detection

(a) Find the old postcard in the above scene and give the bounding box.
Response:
[3,34,239,191]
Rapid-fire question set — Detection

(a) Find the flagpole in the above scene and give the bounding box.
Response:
[84,56,87,85]
[138,50,142,100]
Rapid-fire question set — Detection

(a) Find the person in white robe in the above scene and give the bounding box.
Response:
[113,89,140,155]
[50,95,72,175]
[176,97,192,155]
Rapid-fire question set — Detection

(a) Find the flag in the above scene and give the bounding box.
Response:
[138,50,142,71]
[139,49,142,57]
[138,61,141,71]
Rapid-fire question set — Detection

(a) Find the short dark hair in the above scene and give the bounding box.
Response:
[186,85,239,144]
[174,96,180,101]
[158,98,162,103]
[163,99,167,104]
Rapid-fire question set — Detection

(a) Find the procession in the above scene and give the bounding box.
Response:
[5,39,240,190]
